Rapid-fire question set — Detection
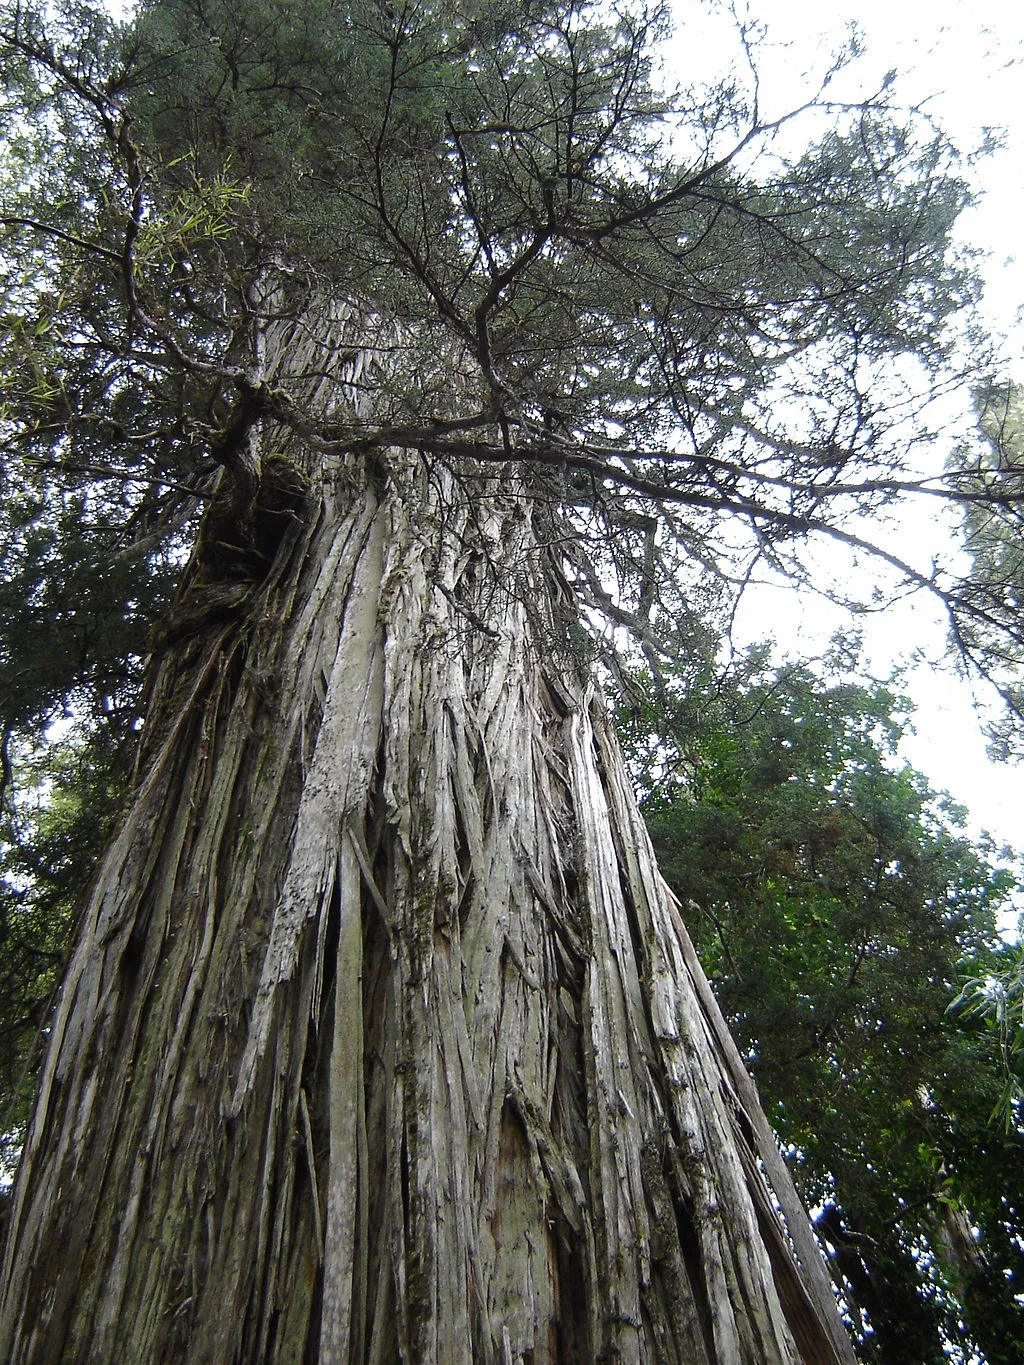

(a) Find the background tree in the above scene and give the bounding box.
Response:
[948,378,1024,752]
[619,645,1024,1364]
[0,50,184,1175]
[945,378,1024,1160]
[0,0,1020,1360]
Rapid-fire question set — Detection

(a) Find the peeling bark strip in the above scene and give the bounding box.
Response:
[0,319,854,1364]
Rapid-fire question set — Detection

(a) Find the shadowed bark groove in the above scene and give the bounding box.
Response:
[0,313,855,1364]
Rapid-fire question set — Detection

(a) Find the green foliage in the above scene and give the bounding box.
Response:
[620,645,1024,1363]
[0,0,1002,675]
[0,468,163,1171]
[0,726,129,1179]
[950,380,1024,755]
[950,941,1024,1130]
[0,481,168,737]
[0,2,188,1172]
[125,0,977,461]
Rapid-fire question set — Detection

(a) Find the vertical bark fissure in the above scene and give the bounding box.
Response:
[319,841,365,1360]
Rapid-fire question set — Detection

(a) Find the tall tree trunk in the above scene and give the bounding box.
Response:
[0,313,855,1364]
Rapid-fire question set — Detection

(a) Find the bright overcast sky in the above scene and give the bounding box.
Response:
[659,0,1024,858]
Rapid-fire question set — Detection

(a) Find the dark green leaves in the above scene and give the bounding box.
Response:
[623,647,1024,1363]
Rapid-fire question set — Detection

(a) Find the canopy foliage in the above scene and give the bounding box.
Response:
[0,0,1014,685]
[618,646,1024,1363]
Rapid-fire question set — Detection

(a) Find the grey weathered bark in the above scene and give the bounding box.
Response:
[0,307,855,1363]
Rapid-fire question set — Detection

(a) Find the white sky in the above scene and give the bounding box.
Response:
[662,0,1024,858]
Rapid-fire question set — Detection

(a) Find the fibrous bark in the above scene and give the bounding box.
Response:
[0,310,855,1364]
